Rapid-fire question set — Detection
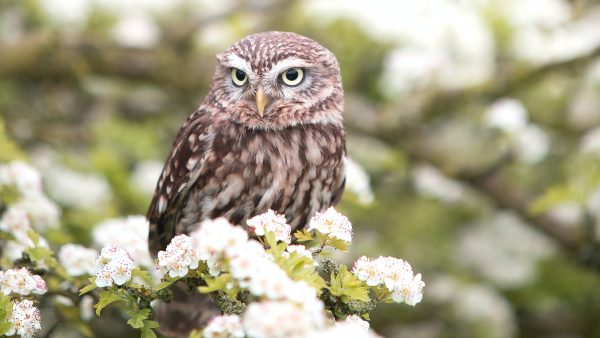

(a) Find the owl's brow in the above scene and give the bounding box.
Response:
[223,54,253,75]
[266,58,313,79]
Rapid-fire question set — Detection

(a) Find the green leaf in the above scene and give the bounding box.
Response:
[140,320,159,338]
[530,184,577,214]
[0,294,13,336]
[95,290,125,316]
[27,229,40,245]
[327,238,349,252]
[0,230,15,241]
[25,245,58,268]
[264,232,278,248]
[132,268,153,285]
[127,308,151,329]
[189,330,202,338]
[156,278,179,291]
[329,265,370,302]
[79,278,98,295]
[198,274,232,294]
[294,229,314,242]
[292,230,320,249]
[267,242,287,259]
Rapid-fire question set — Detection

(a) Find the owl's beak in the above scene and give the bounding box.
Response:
[255,86,269,117]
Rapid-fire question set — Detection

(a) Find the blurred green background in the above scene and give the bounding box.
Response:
[2,0,600,337]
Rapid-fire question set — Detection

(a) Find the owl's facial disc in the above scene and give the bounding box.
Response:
[212,32,343,129]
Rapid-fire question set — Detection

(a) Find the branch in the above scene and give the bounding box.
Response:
[421,42,600,122]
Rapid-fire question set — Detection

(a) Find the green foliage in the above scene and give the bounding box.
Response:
[0,294,13,335]
[329,265,370,303]
[293,229,349,252]
[95,290,125,316]
[126,308,152,329]
[0,119,25,162]
[198,274,234,294]
[80,278,98,295]
[140,320,159,338]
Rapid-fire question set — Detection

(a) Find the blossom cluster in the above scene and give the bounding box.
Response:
[204,308,376,338]
[154,216,329,336]
[0,161,60,262]
[0,161,60,232]
[352,256,424,306]
[0,268,47,296]
[88,208,423,338]
[307,207,353,243]
[95,245,134,287]
[190,217,322,314]
[203,314,244,338]
[242,300,324,338]
[58,244,98,277]
[92,215,153,268]
[246,209,291,243]
[5,299,42,338]
[157,234,200,278]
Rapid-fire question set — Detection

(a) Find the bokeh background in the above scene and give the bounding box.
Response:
[2,0,600,337]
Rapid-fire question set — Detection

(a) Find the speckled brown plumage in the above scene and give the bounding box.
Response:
[146,31,346,337]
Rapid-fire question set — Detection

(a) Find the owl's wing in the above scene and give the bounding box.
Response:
[147,109,213,255]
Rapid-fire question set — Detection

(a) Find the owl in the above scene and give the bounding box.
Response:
[146,31,346,336]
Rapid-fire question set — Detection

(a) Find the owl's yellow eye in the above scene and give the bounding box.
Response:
[231,68,247,86]
[281,68,304,86]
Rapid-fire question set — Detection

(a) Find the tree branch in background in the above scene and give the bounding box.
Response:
[421,43,600,122]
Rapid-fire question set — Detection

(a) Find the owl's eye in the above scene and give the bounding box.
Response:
[231,68,247,86]
[281,68,304,86]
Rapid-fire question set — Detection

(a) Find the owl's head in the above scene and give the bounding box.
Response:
[209,31,343,130]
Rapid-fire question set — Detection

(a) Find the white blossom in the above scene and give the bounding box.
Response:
[2,237,49,263]
[95,245,134,287]
[228,241,269,282]
[242,301,323,338]
[514,124,550,164]
[307,322,380,338]
[203,314,245,338]
[352,256,383,287]
[344,158,374,205]
[391,273,425,306]
[132,160,163,195]
[93,215,153,268]
[80,295,94,322]
[456,212,555,288]
[0,161,43,197]
[6,299,42,338]
[191,218,249,260]
[246,210,291,243]
[45,165,112,210]
[58,244,98,277]
[15,194,60,232]
[308,207,353,243]
[206,254,223,277]
[111,14,160,49]
[510,4,600,65]
[580,126,600,158]
[0,268,47,296]
[157,234,200,278]
[0,206,32,244]
[484,98,529,134]
[352,256,425,306]
[413,165,464,203]
[340,315,370,331]
[305,1,495,94]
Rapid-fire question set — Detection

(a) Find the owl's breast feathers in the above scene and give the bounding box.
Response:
[147,109,346,255]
